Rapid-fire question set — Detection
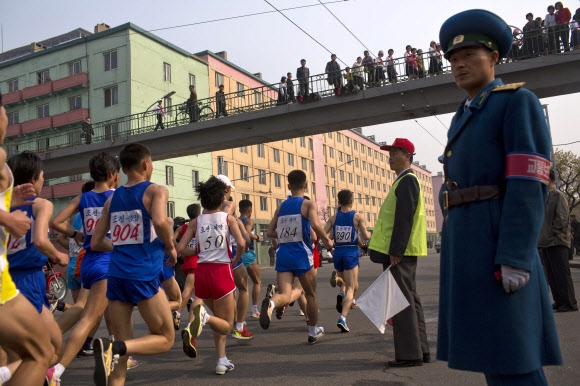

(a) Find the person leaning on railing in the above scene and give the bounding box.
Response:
[523,13,543,57]
[351,57,364,90]
[545,5,559,54]
[555,2,572,52]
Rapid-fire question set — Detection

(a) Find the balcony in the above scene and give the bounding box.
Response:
[6,124,22,138]
[40,180,88,199]
[53,72,89,94]
[52,108,89,129]
[22,82,52,101]
[2,90,22,107]
[22,116,52,135]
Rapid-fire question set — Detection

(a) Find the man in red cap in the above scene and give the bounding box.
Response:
[368,138,430,368]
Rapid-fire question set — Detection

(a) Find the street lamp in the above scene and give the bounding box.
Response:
[334,158,354,212]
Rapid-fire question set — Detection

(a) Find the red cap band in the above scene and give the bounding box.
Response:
[505,153,550,185]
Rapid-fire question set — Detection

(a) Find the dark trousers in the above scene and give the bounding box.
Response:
[298,80,309,96]
[547,27,559,53]
[216,102,228,118]
[83,133,92,145]
[154,114,164,130]
[353,75,364,90]
[539,245,578,309]
[557,25,570,52]
[381,256,429,361]
[188,105,199,123]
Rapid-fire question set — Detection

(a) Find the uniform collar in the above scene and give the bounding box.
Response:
[462,78,503,112]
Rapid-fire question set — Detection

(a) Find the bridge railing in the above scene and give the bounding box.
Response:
[5,22,578,156]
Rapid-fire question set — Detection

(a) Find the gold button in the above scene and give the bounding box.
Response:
[446,151,452,157]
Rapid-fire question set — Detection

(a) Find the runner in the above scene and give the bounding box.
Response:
[324,189,371,332]
[0,99,55,386]
[238,199,262,319]
[177,176,246,375]
[48,152,120,384]
[159,219,182,330]
[6,152,70,368]
[90,143,177,386]
[262,170,333,344]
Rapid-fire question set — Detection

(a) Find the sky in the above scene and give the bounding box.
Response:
[2,0,580,174]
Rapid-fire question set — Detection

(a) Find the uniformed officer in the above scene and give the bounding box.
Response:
[437,9,562,385]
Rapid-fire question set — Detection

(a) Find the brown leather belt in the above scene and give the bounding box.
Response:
[443,184,504,210]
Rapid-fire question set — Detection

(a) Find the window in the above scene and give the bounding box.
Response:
[376,165,380,174]
[309,138,313,151]
[358,193,362,203]
[312,182,316,196]
[368,148,372,156]
[326,186,330,198]
[215,72,224,87]
[7,145,18,157]
[258,169,266,185]
[371,180,375,189]
[324,166,327,176]
[37,104,49,118]
[8,78,19,92]
[357,175,361,185]
[367,212,370,222]
[345,137,350,146]
[366,195,370,205]
[37,70,50,84]
[330,167,335,178]
[70,174,83,182]
[163,63,171,82]
[240,165,249,181]
[377,182,381,191]
[364,178,368,187]
[254,90,262,104]
[221,161,229,177]
[7,111,19,125]
[301,157,307,171]
[69,60,81,75]
[286,138,293,144]
[375,150,378,159]
[338,151,343,162]
[273,148,280,163]
[68,95,82,111]
[323,145,327,157]
[373,213,377,221]
[369,165,373,175]
[328,132,333,139]
[355,158,359,168]
[260,196,268,211]
[37,138,49,152]
[236,82,244,96]
[104,123,119,140]
[274,173,281,188]
[192,170,199,188]
[382,168,385,177]
[241,194,250,201]
[240,146,248,153]
[353,141,358,150]
[288,153,294,166]
[189,74,196,87]
[166,166,174,186]
[276,198,283,208]
[362,161,367,171]
[163,97,172,117]
[104,85,118,107]
[166,201,175,218]
[339,170,345,181]
[104,50,118,71]
[332,187,336,198]
[257,144,265,158]
[329,148,334,158]
[337,133,341,143]
[310,160,314,172]
[305,183,309,193]
[300,137,306,148]
[348,173,353,183]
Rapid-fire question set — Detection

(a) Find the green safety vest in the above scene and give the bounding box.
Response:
[369,172,427,257]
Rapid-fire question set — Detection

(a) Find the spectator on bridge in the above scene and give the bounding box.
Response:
[81,117,94,145]
[352,56,364,90]
[375,51,386,86]
[286,72,296,103]
[325,54,342,93]
[555,2,572,52]
[428,41,438,75]
[386,49,398,84]
[545,5,559,53]
[343,67,355,92]
[187,85,198,123]
[296,59,310,97]
[407,48,419,80]
[277,76,288,105]
[154,99,165,130]
[361,50,375,87]
[506,28,523,61]
[416,49,426,78]
[215,85,228,118]
[571,8,580,49]
[434,44,444,74]
[523,13,543,57]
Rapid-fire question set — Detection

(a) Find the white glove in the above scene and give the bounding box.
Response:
[501,265,530,293]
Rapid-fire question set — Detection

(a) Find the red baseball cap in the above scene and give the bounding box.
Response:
[380,138,416,155]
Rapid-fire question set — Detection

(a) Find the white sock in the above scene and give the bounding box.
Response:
[109,335,115,342]
[201,308,210,325]
[187,322,191,329]
[175,311,181,318]
[54,363,65,378]
[269,300,275,310]
[252,305,258,312]
[235,322,244,331]
[218,356,230,365]
[0,366,12,383]
[308,325,317,336]
[340,315,346,322]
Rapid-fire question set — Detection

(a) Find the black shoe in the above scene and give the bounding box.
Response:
[555,305,579,313]
[387,359,423,368]
[552,303,561,310]
[336,292,344,314]
[423,353,433,363]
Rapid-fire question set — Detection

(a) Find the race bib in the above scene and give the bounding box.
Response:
[277,214,303,244]
[111,210,144,246]
[335,226,353,243]
[198,223,227,253]
[84,207,104,236]
[6,234,26,255]
[187,237,198,251]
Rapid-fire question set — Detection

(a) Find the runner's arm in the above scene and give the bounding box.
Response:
[176,219,196,256]
[266,207,280,239]
[149,185,177,265]
[32,198,69,265]
[91,197,113,252]
[50,195,83,245]
[304,201,333,250]
[355,213,372,240]
[230,215,246,267]
[55,232,70,250]
[245,218,261,242]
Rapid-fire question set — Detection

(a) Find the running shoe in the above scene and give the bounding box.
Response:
[259,298,273,330]
[232,327,253,340]
[336,292,344,314]
[250,310,260,318]
[127,356,139,370]
[305,318,310,326]
[187,298,193,313]
[181,328,198,358]
[298,309,305,316]
[351,303,358,309]
[190,305,207,338]
[172,311,180,330]
[215,360,235,375]
[49,301,58,313]
[308,326,325,345]
[45,367,60,386]
[337,317,350,333]
[265,284,276,299]
[275,305,287,320]
[93,338,118,386]
[330,271,338,288]
[76,347,94,357]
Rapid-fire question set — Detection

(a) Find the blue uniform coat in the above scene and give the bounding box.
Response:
[437,78,562,374]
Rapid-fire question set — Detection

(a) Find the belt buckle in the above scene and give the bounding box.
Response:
[443,191,449,210]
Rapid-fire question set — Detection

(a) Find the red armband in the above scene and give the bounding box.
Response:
[505,153,550,185]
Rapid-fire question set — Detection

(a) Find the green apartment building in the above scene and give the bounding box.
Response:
[0,23,212,216]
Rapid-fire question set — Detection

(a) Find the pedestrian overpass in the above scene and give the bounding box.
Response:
[13,52,580,179]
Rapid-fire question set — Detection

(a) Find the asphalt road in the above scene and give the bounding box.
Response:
[62,251,580,385]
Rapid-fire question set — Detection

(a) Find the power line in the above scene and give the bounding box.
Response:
[413,119,445,147]
[263,0,347,67]
[553,140,580,146]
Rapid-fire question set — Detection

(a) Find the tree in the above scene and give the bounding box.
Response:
[554,149,580,210]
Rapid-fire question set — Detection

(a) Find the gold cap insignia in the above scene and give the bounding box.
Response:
[453,35,464,44]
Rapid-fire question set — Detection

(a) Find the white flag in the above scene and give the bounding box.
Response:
[356,267,410,334]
